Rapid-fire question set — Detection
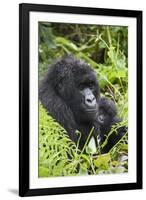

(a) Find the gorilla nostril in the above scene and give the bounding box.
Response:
[85,97,96,108]
[87,98,92,103]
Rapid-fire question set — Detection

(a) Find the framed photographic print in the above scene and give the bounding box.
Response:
[19,3,143,197]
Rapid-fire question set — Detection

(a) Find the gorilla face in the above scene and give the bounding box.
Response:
[74,73,99,122]
[55,58,100,123]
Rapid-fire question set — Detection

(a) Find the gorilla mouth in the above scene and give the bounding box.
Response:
[86,109,97,113]
[85,109,98,120]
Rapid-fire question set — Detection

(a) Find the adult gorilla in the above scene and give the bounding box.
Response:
[39,55,100,149]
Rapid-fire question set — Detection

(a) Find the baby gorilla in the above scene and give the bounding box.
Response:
[95,97,127,154]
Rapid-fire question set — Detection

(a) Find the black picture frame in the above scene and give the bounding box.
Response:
[19,3,143,197]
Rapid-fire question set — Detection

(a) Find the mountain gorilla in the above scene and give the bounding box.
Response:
[96,97,127,153]
[39,55,100,149]
[39,55,127,151]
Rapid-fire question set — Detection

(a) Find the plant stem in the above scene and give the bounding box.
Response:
[97,71,123,99]
[107,26,112,47]
[80,127,95,155]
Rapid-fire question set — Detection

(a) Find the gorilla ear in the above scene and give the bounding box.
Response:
[97,114,104,124]
[58,81,66,95]
[58,81,63,90]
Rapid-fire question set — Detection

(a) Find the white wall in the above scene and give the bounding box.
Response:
[0,0,145,199]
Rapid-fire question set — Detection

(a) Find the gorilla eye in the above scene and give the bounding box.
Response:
[79,83,85,90]
[98,115,104,124]
[88,82,94,88]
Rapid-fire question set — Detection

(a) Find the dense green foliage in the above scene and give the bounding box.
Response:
[39,23,128,177]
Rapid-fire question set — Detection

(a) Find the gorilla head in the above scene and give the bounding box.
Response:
[50,55,99,122]
[39,55,100,149]
[97,97,120,137]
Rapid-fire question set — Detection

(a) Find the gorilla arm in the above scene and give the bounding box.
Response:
[100,126,128,154]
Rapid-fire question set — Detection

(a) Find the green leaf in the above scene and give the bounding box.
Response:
[39,166,49,177]
[81,154,90,165]
[94,154,111,168]
[55,37,78,51]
